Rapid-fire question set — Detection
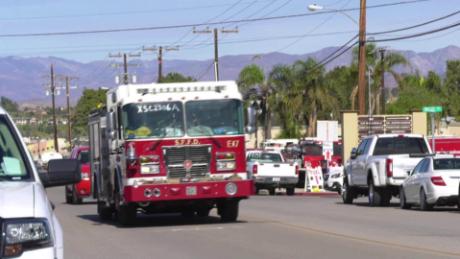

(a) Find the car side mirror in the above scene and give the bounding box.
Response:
[39,159,81,188]
[350,148,357,159]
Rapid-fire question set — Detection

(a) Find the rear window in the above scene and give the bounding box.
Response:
[78,150,90,164]
[247,152,283,163]
[333,142,342,156]
[433,158,460,170]
[373,137,429,156]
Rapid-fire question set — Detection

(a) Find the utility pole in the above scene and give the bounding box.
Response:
[379,48,386,114]
[50,65,59,153]
[357,0,367,115]
[142,45,179,83]
[213,28,219,81]
[64,76,77,147]
[193,26,238,81]
[109,52,141,85]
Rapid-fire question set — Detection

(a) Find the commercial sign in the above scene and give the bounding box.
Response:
[358,115,412,139]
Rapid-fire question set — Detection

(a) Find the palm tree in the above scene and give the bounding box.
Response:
[350,43,409,114]
[237,64,273,140]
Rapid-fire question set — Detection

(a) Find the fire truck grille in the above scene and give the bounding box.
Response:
[163,145,211,178]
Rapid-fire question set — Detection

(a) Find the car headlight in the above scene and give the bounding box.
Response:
[2,218,53,258]
[141,164,160,174]
[217,161,236,171]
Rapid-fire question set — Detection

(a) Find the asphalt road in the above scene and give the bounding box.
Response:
[47,188,460,259]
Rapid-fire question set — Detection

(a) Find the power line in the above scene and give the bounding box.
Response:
[0,1,267,21]
[0,0,431,38]
[369,20,460,42]
[369,9,460,36]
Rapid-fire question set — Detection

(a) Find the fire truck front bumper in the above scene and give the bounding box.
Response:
[123,180,254,202]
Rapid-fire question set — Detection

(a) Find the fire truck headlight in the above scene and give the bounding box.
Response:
[217,161,236,171]
[141,164,160,175]
[225,182,238,196]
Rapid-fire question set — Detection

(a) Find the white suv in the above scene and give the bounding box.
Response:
[0,108,80,258]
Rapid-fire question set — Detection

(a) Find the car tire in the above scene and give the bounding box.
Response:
[65,186,73,204]
[72,187,83,204]
[419,189,433,211]
[181,210,196,218]
[117,203,137,226]
[399,187,412,209]
[197,208,211,218]
[219,200,239,222]
[368,179,382,207]
[341,178,355,204]
[97,201,113,221]
[286,187,295,196]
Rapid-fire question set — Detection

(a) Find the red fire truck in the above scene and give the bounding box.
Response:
[429,136,460,155]
[88,81,254,225]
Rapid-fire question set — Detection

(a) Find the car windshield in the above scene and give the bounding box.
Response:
[185,99,244,136]
[122,102,185,139]
[373,137,429,155]
[433,158,460,170]
[248,152,283,163]
[78,150,90,164]
[0,115,30,181]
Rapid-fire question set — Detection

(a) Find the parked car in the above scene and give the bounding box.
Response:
[324,167,343,192]
[246,150,299,195]
[0,107,80,259]
[400,155,460,210]
[342,134,431,206]
[65,146,91,204]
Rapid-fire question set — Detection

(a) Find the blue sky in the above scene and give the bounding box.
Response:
[0,0,458,62]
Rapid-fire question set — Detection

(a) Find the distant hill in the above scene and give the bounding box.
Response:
[1,45,459,106]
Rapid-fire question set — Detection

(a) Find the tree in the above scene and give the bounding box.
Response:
[237,64,265,95]
[73,88,108,137]
[0,97,19,114]
[351,43,408,114]
[160,72,195,83]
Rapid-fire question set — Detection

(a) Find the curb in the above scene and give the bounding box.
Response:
[295,192,339,197]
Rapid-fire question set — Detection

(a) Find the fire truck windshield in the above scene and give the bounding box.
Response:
[300,143,323,156]
[122,101,185,139]
[185,99,244,136]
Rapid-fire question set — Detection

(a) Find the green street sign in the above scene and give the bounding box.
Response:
[422,106,442,113]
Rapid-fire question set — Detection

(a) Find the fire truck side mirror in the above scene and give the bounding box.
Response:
[246,106,256,134]
[107,112,116,139]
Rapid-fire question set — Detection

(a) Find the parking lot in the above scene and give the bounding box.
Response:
[48,188,460,259]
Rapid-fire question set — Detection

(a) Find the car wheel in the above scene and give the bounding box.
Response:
[341,178,355,204]
[65,186,73,204]
[368,179,382,207]
[419,189,433,211]
[197,208,211,218]
[72,187,83,204]
[286,187,295,196]
[97,201,113,221]
[219,200,239,222]
[399,187,412,209]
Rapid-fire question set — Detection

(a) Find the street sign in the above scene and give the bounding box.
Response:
[422,106,442,113]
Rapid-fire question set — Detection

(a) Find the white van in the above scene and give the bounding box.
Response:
[0,107,80,258]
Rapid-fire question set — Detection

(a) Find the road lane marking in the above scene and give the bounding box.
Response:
[243,214,460,258]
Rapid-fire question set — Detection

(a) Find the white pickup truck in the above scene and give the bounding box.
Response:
[342,134,431,206]
[246,150,298,195]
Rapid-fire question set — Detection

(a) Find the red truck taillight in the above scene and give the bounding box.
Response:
[386,158,393,177]
[252,164,258,175]
[431,176,446,186]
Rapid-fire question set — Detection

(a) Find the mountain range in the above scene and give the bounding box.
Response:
[1,45,459,106]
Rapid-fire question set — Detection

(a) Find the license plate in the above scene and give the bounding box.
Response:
[273,177,281,182]
[186,186,197,196]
